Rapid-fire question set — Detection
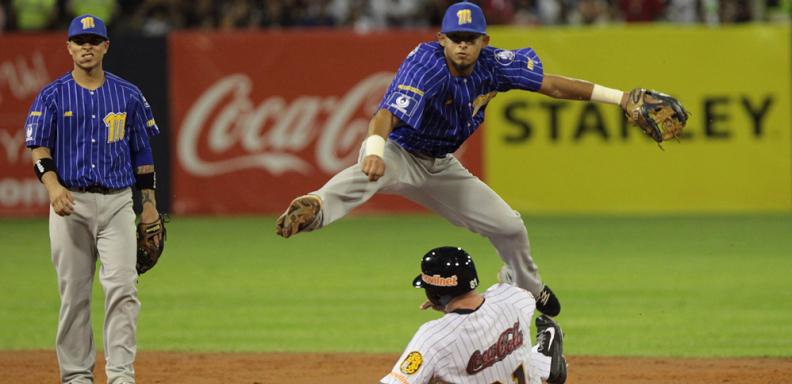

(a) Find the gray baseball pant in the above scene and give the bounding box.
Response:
[49,188,139,384]
[310,141,544,296]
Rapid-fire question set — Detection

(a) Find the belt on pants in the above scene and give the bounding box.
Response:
[68,185,125,194]
[407,150,439,160]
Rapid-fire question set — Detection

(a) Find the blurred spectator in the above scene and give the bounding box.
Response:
[330,0,427,30]
[665,0,701,23]
[218,0,262,29]
[618,0,665,21]
[512,0,540,24]
[301,0,336,27]
[286,0,311,27]
[766,0,791,20]
[0,0,787,33]
[183,0,218,29]
[701,0,719,23]
[480,0,517,24]
[332,0,377,31]
[261,0,290,27]
[136,0,182,36]
[572,0,612,24]
[381,0,424,27]
[422,0,452,26]
[0,1,8,32]
[720,0,752,21]
[538,0,570,24]
[67,0,118,25]
[11,0,57,30]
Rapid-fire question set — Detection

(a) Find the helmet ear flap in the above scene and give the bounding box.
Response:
[425,289,452,309]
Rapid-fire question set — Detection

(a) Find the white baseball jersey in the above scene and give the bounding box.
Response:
[382,284,547,384]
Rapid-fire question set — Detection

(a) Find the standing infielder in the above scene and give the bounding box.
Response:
[25,14,161,384]
[381,246,567,384]
[276,1,687,317]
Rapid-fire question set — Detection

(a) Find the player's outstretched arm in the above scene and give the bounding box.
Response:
[539,74,689,143]
[538,73,628,107]
[361,109,400,182]
[30,146,74,216]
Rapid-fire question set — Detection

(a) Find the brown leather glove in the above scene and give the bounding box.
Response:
[137,214,168,274]
[623,88,689,143]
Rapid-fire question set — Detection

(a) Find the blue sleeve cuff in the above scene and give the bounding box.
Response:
[131,146,154,167]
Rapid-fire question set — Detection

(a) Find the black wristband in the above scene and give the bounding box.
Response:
[33,158,57,182]
[135,172,156,190]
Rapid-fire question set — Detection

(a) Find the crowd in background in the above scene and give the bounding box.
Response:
[0,0,789,35]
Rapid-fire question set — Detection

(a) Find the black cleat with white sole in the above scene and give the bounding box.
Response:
[535,314,567,384]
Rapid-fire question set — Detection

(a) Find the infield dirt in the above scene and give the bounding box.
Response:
[2,351,791,383]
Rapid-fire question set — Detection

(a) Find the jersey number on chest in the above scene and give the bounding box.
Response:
[104,112,127,143]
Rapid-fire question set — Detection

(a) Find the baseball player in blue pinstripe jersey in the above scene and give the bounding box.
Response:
[277,1,638,317]
[24,14,160,384]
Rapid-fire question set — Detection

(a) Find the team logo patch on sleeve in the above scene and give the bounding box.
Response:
[387,92,419,117]
[25,123,36,142]
[495,50,516,66]
[400,351,423,374]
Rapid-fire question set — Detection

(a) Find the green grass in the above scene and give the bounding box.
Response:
[1,215,791,357]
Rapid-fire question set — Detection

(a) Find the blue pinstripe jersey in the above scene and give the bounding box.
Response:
[380,42,544,157]
[24,72,159,189]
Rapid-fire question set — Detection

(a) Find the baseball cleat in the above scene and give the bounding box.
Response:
[276,195,322,238]
[498,265,561,317]
[535,314,567,384]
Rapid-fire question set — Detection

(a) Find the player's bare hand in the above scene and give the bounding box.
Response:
[49,185,75,216]
[361,155,385,182]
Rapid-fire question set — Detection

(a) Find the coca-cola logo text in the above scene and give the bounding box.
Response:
[178,72,393,176]
[466,322,524,374]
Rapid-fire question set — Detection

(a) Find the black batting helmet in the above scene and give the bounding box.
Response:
[412,246,479,307]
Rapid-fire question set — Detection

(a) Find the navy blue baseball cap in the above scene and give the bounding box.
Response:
[441,1,487,35]
[67,14,108,40]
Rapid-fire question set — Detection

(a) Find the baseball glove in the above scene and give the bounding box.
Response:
[623,88,689,143]
[275,195,321,238]
[136,214,168,275]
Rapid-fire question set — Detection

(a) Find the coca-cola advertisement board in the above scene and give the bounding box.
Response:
[170,30,483,215]
[0,36,72,216]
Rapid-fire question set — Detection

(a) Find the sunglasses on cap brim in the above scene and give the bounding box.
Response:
[445,32,484,44]
[69,35,108,46]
